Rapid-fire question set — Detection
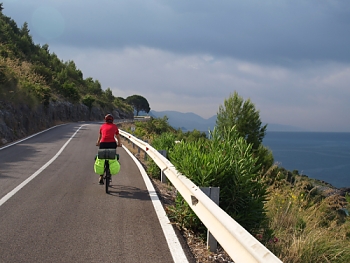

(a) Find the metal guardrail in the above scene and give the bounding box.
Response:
[119,130,283,263]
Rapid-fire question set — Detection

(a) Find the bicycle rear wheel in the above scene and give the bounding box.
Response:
[105,172,110,193]
[104,176,108,193]
[105,161,111,194]
[105,162,111,194]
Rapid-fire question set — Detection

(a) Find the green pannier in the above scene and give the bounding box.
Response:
[94,156,121,175]
[94,157,105,175]
[108,159,120,175]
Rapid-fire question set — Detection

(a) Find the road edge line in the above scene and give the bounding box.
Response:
[122,145,190,263]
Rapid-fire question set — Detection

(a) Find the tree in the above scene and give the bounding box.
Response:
[82,95,95,110]
[65,60,82,80]
[20,22,31,37]
[85,78,102,96]
[61,81,80,102]
[216,91,274,173]
[104,87,114,103]
[216,91,267,150]
[126,95,150,116]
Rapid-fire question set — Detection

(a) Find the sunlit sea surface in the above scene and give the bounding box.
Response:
[263,132,350,188]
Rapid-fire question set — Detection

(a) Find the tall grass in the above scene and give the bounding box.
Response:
[264,179,350,262]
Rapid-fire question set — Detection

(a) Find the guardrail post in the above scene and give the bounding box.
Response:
[144,140,148,161]
[200,187,220,252]
[158,150,167,183]
[131,127,135,150]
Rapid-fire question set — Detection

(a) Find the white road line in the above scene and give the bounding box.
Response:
[0,125,87,207]
[123,145,190,263]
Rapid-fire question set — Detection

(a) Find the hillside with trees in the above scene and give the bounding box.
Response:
[0,4,150,145]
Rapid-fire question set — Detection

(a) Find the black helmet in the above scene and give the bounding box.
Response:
[105,114,114,123]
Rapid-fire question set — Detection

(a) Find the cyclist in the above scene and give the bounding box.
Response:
[96,113,122,185]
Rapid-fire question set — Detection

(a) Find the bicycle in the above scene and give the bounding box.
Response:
[97,148,120,194]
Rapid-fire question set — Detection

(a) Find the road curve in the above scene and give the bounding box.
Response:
[0,122,191,263]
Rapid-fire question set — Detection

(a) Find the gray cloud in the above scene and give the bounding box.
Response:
[4,0,350,65]
[2,0,350,131]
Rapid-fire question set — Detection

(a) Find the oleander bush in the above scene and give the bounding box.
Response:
[168,127,269,234]
[148,132,178,179]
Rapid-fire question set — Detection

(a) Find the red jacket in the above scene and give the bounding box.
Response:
[99,123,119,143]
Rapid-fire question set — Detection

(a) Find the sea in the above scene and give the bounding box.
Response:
[263,132,350,189]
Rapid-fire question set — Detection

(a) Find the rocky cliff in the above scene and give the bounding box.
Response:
[0,100,133,146]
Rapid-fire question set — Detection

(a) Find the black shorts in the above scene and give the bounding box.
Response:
[99,142,117,149]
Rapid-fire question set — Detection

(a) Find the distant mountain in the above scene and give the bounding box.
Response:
[147,110,305,132]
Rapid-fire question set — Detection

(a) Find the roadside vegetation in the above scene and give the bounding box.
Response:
[123,92,350,263]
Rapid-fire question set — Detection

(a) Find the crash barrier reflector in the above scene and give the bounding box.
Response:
[119,130,283,263]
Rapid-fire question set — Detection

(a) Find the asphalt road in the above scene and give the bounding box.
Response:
[0,122,190,263]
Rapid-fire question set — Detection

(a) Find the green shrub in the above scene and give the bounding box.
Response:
[82,95,95,110]
[19,80,51,106]
[61,81,80,102]
[168,126,269,234]
[167,194,207,235]
[151,132,177,151]
[148,132,177,179]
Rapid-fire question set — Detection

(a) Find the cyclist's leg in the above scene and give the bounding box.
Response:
[95,155,104,185]
[99,175,104,185]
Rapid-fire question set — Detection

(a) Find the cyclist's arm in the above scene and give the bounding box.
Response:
[96,132,102,146]
[116,134,122,147]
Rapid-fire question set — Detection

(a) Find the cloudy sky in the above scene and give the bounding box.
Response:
[2,0,350,131]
